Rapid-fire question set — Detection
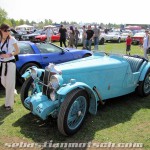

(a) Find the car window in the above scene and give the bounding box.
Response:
[18,43,35,54]
[36,43,62,53]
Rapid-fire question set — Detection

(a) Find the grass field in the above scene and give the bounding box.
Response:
[0,42,150,150]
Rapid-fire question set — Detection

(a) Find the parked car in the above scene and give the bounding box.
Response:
[15,41,92,83]
[121,32,130,40]
[99,30,106,44]
[10,28,25,41]
[20,52,150,136]
[21,29,46,41]
[105,32,126,43]
[131,32,145,45]
[122,29,133,36]
[35,33,60,42]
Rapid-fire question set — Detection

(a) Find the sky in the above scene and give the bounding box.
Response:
[0,0,150,24]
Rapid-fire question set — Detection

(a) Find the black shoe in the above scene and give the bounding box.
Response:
[5,106,12,111]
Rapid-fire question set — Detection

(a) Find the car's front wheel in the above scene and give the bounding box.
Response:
[57,89,89,136]
[117,38,121,43]
[137,69,150,97]
[20,77,34,110]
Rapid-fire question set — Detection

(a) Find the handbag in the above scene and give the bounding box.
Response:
[15,55,19,61]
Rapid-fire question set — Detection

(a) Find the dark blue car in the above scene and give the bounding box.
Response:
[16,41,92,77]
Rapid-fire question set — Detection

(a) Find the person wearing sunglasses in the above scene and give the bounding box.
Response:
[0,23,20,111]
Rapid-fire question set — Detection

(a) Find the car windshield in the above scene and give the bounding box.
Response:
[36,43,63,53]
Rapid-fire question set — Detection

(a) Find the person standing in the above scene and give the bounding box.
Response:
[74,27,80,49]
[142,29,150,60]
[126,35,132,55]
[68,26,75,48]
[0,23,20,110]
[45,27,53,42]
[85,25,94,51]
[93,25,100,50]
[59,25,67,47]
[82,25,86,49]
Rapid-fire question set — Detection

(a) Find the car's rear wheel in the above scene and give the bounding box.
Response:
[99,38,105,45]
[57,89,89,136]
[137,68,150,97]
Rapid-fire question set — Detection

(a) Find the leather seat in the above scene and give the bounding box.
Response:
[123,56,144,72]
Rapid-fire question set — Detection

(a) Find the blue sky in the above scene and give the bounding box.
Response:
[0,0,149,24]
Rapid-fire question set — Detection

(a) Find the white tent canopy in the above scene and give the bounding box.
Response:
[15,24,34,31]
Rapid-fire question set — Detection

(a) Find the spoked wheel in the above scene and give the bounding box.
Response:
[20,77,36,110]
[57,89,89,136]
[137,69,150,97]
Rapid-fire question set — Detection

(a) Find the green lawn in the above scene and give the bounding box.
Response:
[0,42,149,150]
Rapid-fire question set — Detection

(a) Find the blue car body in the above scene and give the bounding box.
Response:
[21,52,150,136]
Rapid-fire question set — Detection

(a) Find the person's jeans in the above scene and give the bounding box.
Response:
[75,38,78,48]
[94,37,99,50]
[86,39,92,50]
[144,48,149,60]
[82,38,86,49]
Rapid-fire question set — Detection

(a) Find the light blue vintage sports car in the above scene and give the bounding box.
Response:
[20,52,150,136]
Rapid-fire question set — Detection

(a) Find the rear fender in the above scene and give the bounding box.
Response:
[139,63,150,81]
[57,82,98,115]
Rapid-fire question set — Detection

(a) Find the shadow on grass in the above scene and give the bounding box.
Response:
[12,93,150,149]
[0,105,14,125]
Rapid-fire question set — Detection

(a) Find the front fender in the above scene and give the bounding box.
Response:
[57,82,98,115]
[139,62,150,81]
[22,70,31,78]
[21,68,45,79]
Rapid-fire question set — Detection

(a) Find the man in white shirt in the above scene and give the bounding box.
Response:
[46,27,53,42]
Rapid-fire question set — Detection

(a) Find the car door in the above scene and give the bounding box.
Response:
[36,43,74,68]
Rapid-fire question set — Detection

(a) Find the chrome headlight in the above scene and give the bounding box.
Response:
[30,66,44,79]
[49,74,63,90]
[49,75,63,101]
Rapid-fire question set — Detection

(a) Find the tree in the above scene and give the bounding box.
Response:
[10,18,16,27]
[19,19,25,25]
[25,19,30,25]
[3,19,12,27]
[0,7,7,24]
